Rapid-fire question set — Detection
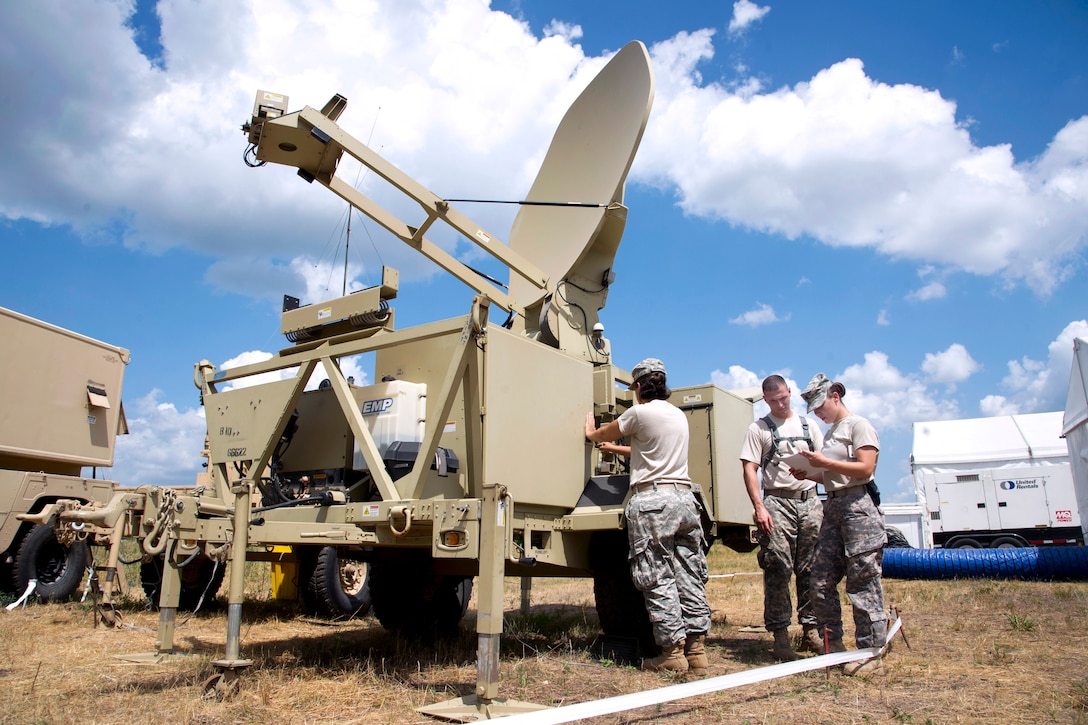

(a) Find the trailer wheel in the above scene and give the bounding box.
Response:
[992,536,1026,549]
[369,557,471,640]
[141,552,225,611]
[13,524,88,602]
[590,531,658,657]
[297,546,371,618]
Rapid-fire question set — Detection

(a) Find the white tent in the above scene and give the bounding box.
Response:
[913,411,1069,469]
[1061,336,1088,544]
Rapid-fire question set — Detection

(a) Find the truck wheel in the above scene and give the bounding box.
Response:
[297,546,372,618]
[0,553,15,593]
[590,531,658,657]
[369,557,471,640]
[884,526,913,548]
[992,536,1025,549]
[141,553,225,611]
[13,524,88,602]
[950,538,982,550]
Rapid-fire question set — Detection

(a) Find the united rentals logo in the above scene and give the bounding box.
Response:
[1000,479,1040,490]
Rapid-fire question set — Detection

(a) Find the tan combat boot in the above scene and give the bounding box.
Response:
[684,633,708,676]
[801,624,824,653]
[772,628,798,661]
[826,636,847,653]
[642,643,689,673]
[843,656,884,677]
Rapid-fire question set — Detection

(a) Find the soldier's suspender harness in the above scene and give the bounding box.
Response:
[759,415,815,477]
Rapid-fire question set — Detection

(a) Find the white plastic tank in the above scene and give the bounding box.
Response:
[351,380,426,468]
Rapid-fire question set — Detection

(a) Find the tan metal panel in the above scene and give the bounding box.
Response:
[482,328,593,509]
[0,307,129,471]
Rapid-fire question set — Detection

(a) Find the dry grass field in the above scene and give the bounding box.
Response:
[2,546,1088,724]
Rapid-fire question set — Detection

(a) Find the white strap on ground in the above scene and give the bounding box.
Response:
[5,579,37,611]
[493,617,903,724]
[707,571,761,579]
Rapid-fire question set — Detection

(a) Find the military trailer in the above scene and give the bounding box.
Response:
[0,306,129,601]
[42,42,758,718]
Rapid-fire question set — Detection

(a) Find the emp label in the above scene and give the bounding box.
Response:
[361,397,394,415]
[317,306,332,320]
[360,504,381,519]
[682,394,703,404]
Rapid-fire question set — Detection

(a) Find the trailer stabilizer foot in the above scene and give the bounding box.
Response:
[113,651,192,664]
[416,695,549,722]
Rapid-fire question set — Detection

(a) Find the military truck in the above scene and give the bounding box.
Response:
[0,306,129,601]
[43,42,758,718]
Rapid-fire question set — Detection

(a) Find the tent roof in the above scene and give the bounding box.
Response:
[1063,337,1088,435]
[912,411,1067,465]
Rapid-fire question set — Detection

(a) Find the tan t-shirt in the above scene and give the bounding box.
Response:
[740,413,824,492]
[617,398,691,487]
[821,414,880,492]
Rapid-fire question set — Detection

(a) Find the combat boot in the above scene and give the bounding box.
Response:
[801,625,824,653]
[642,643,689,673]
[843,656,884,677]
[684,633,708,676]
[826,636,847,653]
[772,628,798,661]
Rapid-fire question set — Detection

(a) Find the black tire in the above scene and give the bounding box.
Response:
[297,546,372,618]
[13,524,88,602]
[884,526,913,549]
[141,552,225,611]
[992,536,1025,549]
[950,538,982,550]
[590,531,657,656]
[0,552,15,594]
[369,555,472,640]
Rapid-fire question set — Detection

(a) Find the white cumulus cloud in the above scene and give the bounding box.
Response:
[921,343,980,385]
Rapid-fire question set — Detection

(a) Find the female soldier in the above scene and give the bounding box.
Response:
[796,373,886,677]
[585,358,711,674]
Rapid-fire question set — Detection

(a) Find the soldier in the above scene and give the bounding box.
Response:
[796,373,887,677]
[586,358,711,674]
[740,375,825,661]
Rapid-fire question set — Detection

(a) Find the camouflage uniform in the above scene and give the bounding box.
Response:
[810,487,887,648]
[756,494,823,631]
[626,486,711,647]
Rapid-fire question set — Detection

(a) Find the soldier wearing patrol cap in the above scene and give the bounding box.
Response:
[585,358,711,675]
[795,372,887,677]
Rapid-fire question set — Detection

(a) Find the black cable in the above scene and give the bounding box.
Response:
[444,198,608,208]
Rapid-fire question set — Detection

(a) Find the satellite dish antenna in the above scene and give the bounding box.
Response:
[507,41,655,312]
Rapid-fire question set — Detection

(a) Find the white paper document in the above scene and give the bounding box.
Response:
[777,452,822,477]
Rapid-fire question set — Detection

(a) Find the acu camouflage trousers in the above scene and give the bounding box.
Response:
[626,487,711,647]
[755,493,823,631]
[811,487,887,649]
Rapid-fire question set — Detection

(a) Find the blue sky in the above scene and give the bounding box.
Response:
[2,0,1086,502]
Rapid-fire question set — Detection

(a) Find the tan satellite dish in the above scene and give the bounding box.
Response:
[507,40,655,309]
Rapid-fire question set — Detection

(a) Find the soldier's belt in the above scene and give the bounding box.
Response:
[764,487,817,501]
[631,481,692,493]
[825,483,871,499]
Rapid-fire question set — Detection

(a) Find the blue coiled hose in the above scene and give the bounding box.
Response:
[883,546,1088,581]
